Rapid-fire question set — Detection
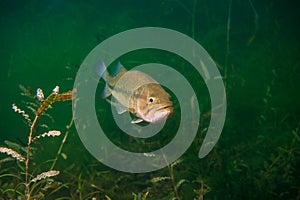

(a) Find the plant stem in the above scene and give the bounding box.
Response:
[191,0,197,39]
[199,180,204,200]
[50,117,74,170]
[248,0,258,36]
[25,114,39,199]
[162,153,179,199]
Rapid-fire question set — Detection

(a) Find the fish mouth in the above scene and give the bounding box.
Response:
[155,104,174,117]
[142,104,174,123]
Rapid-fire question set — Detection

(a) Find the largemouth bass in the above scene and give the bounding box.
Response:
[95,61,173,123]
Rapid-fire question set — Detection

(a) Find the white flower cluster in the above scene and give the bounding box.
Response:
[12,103,31,124]
[151,176,171,183]
[31,170,60,183]
[52,86,59,94]
[0,146,25,162]
[41,130,61,137]
[32,130,61,142]
[36,88,44,101]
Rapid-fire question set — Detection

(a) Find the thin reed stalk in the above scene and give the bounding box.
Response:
[224,0,232,88]
[162,153,180,199]
[247,0,259,45]
[50,117,74,170]
[191,0,198,39]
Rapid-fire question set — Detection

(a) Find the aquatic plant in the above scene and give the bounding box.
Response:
[1,0,298,199]
[132,191,149,200]
[0,85,73,199]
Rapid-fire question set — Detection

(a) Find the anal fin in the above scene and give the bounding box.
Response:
[101,84,112,99]
[131,118,144,124]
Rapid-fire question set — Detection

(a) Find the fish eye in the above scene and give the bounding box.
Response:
[148,97,155,103]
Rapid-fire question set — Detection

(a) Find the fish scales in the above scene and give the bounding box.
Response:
[108,70,158,109]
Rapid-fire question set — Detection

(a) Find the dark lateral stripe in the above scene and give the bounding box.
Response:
[112,86,136,97]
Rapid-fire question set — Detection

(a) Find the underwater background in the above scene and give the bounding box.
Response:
[0,0,299,199]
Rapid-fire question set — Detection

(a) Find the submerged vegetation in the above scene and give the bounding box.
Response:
[0,86,73,199]
[1,0,300,199]
[1,56,299,199]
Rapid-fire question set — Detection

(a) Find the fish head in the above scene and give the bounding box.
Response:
[133,83,173,123]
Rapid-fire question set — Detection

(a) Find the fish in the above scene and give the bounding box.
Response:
[95,60,173,124]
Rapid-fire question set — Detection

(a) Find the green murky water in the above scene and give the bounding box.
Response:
[0,0,299,199]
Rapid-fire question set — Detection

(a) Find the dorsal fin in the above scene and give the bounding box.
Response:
[110,61,125,77]
[94,59,107,81]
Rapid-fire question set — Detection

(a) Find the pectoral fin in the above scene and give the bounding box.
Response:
[101,84,112,99]
[105,99,127,114]
[115,104,127,114]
